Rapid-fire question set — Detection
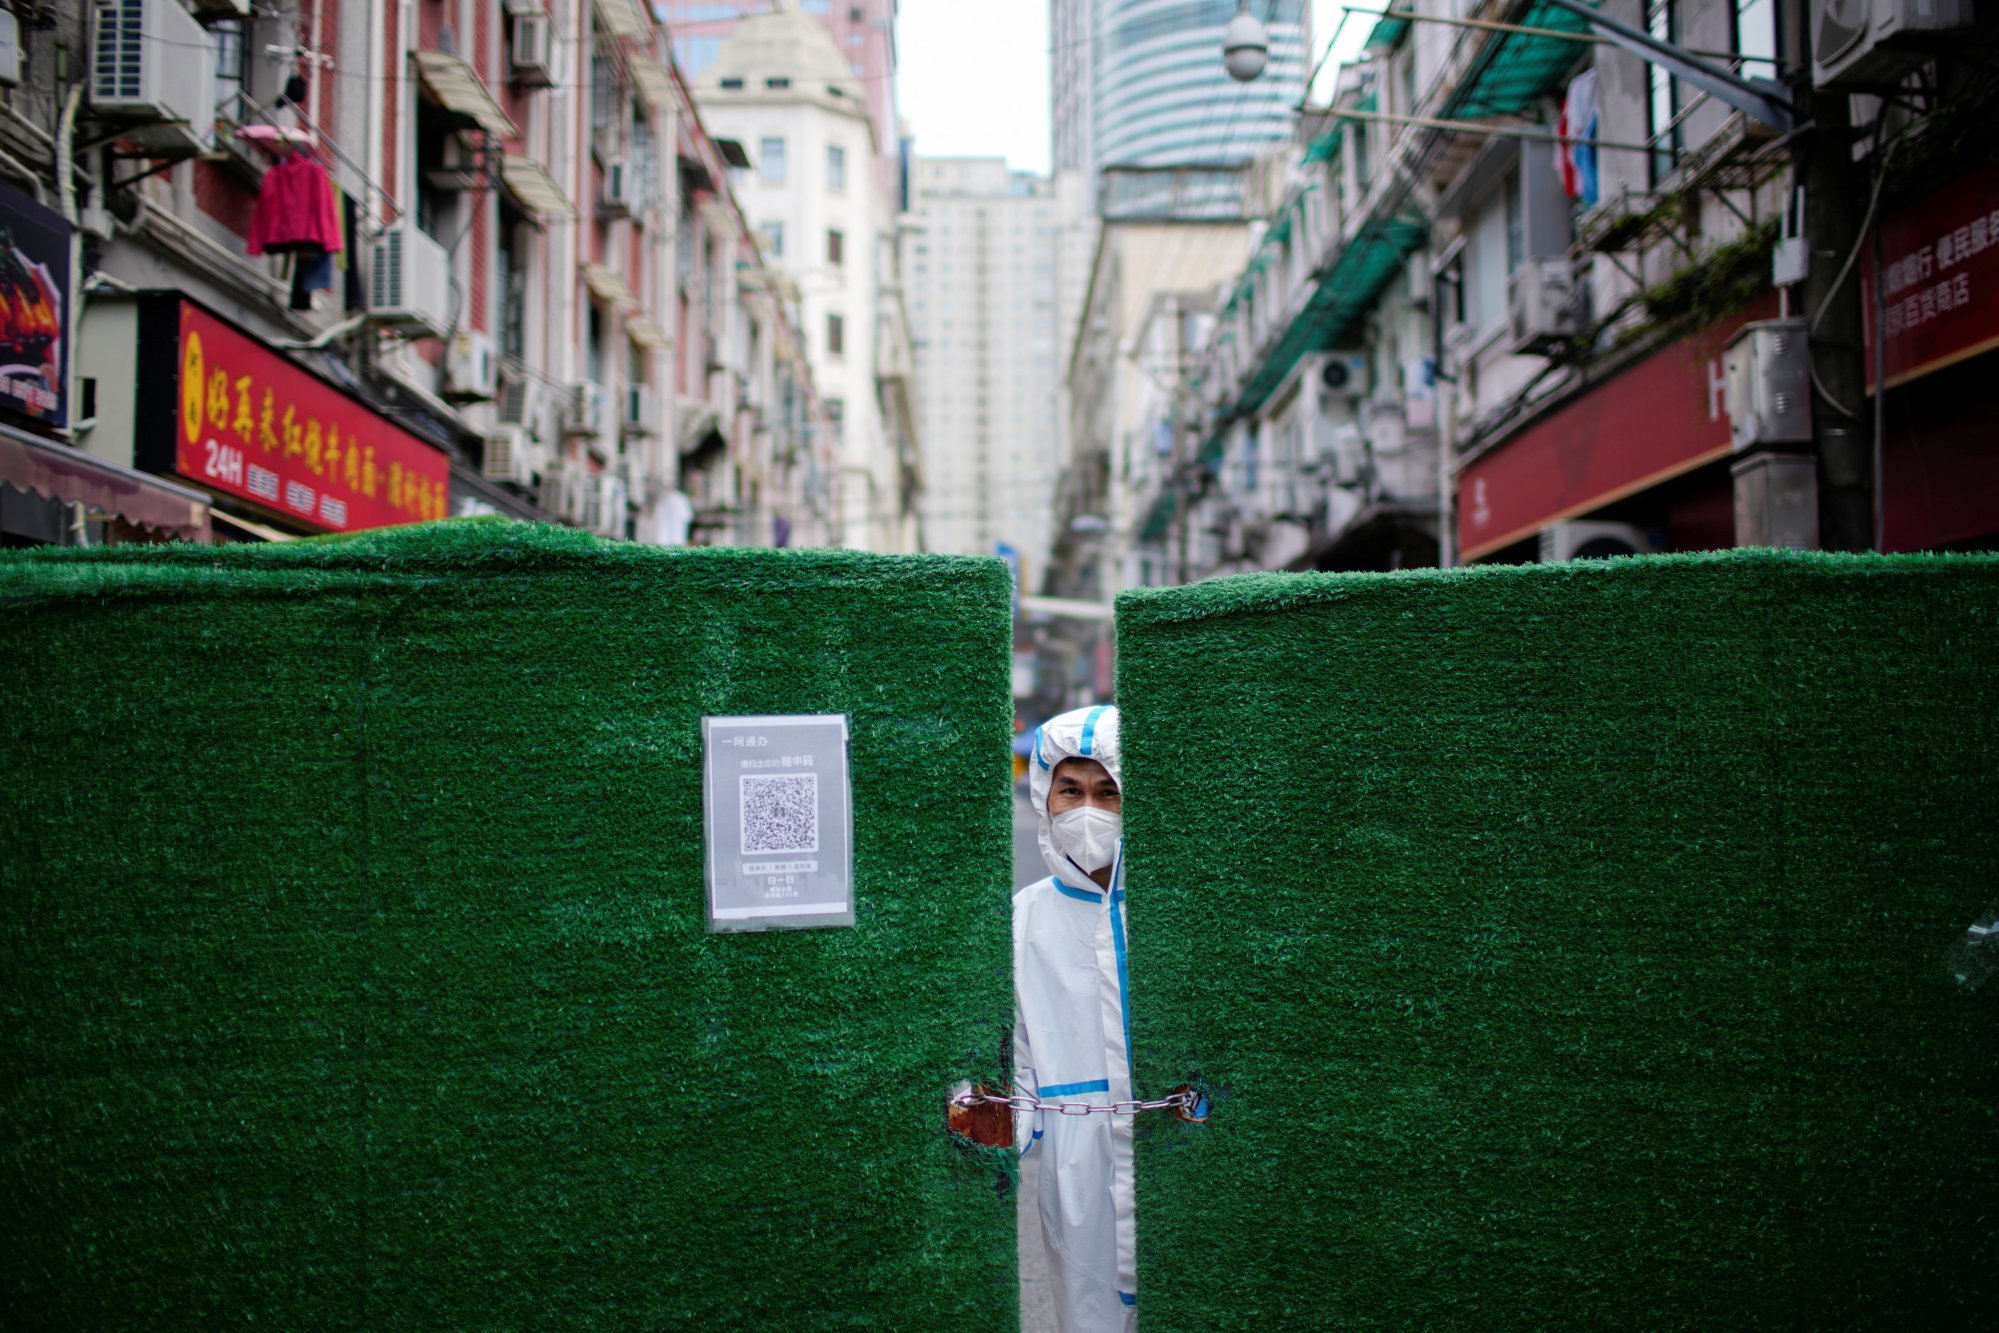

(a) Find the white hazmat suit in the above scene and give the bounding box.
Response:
[1014,705,1137,1332]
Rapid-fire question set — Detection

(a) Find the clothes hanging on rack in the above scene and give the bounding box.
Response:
[248,152,343,258]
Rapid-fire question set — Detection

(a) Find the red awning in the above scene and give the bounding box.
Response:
[0,427,211,541]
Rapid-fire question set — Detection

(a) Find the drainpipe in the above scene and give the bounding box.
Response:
[55,83,83,443]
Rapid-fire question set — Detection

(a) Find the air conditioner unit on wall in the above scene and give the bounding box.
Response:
[1814,0,1972,88]
[89,0,218,155]
[510,12,555,87]
[565,382,608,437]
[1316,353,1369,401]
[446,331,498,401]
[1508,257,1581,356]
[483,425,537,485]
[603,159,634,215]
[623,384,661,436]
[1725,318,1812,451]
[1538,521,1662,562]
[495,375,542,429]
[367,225,453,338]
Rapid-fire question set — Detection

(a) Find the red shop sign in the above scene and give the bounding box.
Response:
[1457,296,1777,561]
[1861,158,1999,392]
[138,297,449,532]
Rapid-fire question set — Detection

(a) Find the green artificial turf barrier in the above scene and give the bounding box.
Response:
[1115,550,1998,1329]
[0,522,1017,1328]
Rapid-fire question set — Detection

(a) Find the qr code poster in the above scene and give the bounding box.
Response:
[702,714,853,932]
[740,773,820,855]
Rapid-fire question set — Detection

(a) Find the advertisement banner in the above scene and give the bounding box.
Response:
[172,301,449,532]
[1861,158,1999,391]
[0,181,72,428]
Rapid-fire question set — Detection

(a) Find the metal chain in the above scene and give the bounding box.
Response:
[950,1087,1204,1118]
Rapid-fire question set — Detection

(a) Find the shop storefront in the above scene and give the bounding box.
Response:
[1863,157,1999,552]
[0,182,213,546]
[1456,297,1778,562]
[119,295,451,539]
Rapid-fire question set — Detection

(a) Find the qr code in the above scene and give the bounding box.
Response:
[741,773,820,854]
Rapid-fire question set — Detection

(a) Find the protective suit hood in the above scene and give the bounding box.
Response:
[1028,704,1122,886]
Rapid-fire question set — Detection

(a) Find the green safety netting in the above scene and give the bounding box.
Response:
[1266,211,1295,247]
[1441,0,1595,121]
[1231,214,1427,417]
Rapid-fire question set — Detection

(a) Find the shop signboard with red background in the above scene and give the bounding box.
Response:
[135,295,448,532]
[0,180,72,429]
[1457,296,1777,561]
[1861,157,1999,391]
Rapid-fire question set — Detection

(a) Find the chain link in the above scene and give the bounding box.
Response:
[951,1087,1205,1119]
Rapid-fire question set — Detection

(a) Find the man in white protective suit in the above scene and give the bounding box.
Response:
[1014,704,1137,1332]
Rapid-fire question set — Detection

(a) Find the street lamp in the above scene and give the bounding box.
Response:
[1222,2,1269,83]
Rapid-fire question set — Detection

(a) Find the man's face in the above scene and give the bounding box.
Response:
[1048,757,1120,817]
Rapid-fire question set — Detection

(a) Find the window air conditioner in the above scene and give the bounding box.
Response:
[1725,317,1812,451]
[510,12,555,87]
[1316,353,1369,401]
[90,0,219,155]
[604,158,634,215]
[623,383,660,436]
[367,225,453,338]
[446,331,498,401]
[1538,521,1661,562]
[1508,257,1581,356]
[1814,0,1971,89]
[565,382,608,437]
[483,425,537,485]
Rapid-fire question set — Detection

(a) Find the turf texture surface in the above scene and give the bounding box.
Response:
[1115,550,1998,1329]
[0,522,1018,1328]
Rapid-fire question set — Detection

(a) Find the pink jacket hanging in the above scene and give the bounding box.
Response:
[248,154,343,257]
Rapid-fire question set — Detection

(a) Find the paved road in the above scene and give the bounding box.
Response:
[1012,789,1059,1331]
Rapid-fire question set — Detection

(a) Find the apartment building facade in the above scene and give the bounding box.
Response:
[1114,0,1999,587]
[691,3,920,551]
[0,0,831,550]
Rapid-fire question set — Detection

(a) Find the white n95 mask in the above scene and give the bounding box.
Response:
[1051,806,1122,873]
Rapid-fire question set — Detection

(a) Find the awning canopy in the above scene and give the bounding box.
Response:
[500,153,575,221]
[1440,0,1594,121]
[413,50,519,139]
[1137,489,1179,542]
[626,315,671,349]
[582,262,637,307]
[631,58,676,113]
[594,0,649,39]
[0,427,210,541]
[677,403,723,455]
[1232,213,1428,417]
[1366,11,1413,50]
[1303,126,1342,164]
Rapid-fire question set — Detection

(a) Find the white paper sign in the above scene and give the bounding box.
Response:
[702,714,855,932]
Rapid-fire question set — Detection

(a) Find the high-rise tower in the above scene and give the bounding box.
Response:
[1051,0,1310,201]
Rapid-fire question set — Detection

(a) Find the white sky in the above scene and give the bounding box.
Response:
[895,1,1373,175]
